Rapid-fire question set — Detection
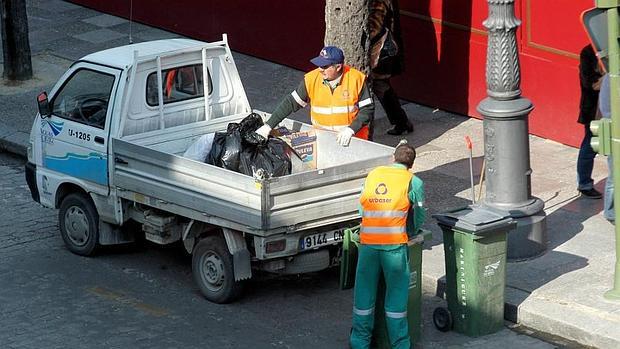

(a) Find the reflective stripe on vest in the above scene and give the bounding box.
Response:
[304,66,369,139]
[360,166,413,245]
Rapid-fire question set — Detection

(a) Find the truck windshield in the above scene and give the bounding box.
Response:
[51,68,115,129]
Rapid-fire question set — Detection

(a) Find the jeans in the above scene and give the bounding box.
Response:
[577,124,597,190]
[605,154,615,221]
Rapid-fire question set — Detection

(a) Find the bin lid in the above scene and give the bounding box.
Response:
[432,205,515,235]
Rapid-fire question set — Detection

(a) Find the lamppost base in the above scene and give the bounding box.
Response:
[506,211,547,261]
[604,289,620,301]
[485,198,547,261]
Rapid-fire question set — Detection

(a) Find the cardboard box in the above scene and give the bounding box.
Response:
[277,128,317,172]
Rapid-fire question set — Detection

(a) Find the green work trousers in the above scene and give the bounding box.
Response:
[350,244,410,349]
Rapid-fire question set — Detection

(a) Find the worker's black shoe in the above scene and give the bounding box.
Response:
[387,123,414,135]
[579,188,602,199]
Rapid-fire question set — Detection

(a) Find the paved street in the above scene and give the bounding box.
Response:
[0,151,568,348]
[0,1,610,347]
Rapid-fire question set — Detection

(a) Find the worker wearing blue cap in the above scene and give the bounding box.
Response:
[255,46,375,146]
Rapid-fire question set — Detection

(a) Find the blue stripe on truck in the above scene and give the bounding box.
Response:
[44,152,108,185]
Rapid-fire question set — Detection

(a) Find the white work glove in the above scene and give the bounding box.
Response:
[336,127,355,147]
[255,124,272,139]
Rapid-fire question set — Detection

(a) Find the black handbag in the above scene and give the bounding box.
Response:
[379,29,398,61]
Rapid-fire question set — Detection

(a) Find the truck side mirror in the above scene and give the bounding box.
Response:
[37,92,51,118]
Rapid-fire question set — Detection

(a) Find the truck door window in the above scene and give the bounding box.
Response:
[51,68,115,129]
[146,64,213,106]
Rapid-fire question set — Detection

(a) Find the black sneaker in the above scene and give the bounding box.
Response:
[579,188,602,199]
[387,123,414,136]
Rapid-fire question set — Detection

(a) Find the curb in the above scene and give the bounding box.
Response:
[0,136,27,159]
[517,295,620,348]
[421,266,619,348]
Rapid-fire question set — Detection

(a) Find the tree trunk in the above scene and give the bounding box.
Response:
[1,0,33,81]
[324,0,370,74]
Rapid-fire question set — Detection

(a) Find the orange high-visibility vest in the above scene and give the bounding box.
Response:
[165,70,177,98]
[304,66,370,139]
[359,166,413,244]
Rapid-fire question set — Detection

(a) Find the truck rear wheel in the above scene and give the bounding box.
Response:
[59,193,99,256]
[192,236,245,303]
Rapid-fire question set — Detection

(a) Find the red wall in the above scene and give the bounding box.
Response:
[394,0,593,147]
[71,0,593,147]
[70,0,325,71]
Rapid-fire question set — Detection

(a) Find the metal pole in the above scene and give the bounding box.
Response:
[477,0,546,260]
[605,3,620,300]
[465,136,476,204]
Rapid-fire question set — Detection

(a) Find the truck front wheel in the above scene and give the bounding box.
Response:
[192,236,245,303]
[58,193,99,256]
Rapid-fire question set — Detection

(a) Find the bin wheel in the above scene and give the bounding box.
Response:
[433,307,453,332]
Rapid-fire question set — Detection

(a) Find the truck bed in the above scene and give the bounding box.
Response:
[112,116,393,236]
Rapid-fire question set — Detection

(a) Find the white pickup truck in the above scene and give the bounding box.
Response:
[25,36,393,303]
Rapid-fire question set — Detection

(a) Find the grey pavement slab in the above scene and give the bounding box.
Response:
[73,28,127,44]
[132,28,182,42]
[0,0,618,347]
[108,21,157,36]
[82,14,128,28]
[30,0,81,13]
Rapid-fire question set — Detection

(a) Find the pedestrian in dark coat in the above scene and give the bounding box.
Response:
[369,0,413,136]
[576,44,604,199]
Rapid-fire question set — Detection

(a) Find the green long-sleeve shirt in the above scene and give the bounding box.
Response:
[359,163,426,250]
[265,67,374,132]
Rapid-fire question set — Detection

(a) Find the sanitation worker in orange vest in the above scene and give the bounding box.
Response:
[350,143,426,349]
[254,46,375,146]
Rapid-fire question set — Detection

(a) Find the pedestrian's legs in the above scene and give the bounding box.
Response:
[380,245,411,349]
[577,124,596,190]
[372,79,411,129]
[605,155,615,221]
[350,245,381,349]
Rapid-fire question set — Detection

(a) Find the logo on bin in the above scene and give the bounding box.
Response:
[483,260,501,277]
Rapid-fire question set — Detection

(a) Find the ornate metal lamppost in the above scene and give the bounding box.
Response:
[477,0,547,260]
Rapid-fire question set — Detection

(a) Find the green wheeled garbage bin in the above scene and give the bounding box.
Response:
[340,227,431,348]
[432,205,516,337]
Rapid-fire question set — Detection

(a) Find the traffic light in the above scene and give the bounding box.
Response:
[591,118,612,155]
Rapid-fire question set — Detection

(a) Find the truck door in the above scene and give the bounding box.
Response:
[41,63,120,195]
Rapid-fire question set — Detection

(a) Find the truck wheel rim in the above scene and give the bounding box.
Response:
[200,251,225,292]
[64,206,89,247]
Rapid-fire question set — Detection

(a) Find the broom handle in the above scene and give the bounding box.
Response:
[477,159,486,202]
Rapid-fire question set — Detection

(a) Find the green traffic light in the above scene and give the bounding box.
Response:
[590,119,612,155]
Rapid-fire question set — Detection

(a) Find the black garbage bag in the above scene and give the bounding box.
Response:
[239,112,265,146]
[205,132,227,167]
[205,123,242,171]
[206,114,290,177]
[221,126,242,171]
[239,138,292,178]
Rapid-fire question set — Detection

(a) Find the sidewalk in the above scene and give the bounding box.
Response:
[2,1,619,348]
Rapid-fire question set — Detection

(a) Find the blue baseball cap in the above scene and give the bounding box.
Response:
[310,46,344,67]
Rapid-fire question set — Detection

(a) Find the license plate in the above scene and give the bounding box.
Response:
[299,229,345,250]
